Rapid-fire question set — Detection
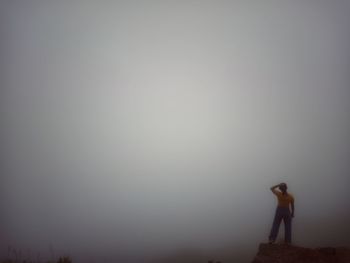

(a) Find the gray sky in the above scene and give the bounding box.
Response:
[1,1,350,262]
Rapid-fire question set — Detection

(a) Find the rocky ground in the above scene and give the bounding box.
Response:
[251,243,350,263]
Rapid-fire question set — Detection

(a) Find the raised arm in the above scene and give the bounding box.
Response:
[270,183,282,194]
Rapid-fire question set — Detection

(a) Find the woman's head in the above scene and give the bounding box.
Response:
[279,183,287,193]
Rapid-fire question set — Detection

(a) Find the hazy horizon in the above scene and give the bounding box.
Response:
[1,1,350,262]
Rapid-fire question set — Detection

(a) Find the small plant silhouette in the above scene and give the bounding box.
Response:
[57,256,72,263]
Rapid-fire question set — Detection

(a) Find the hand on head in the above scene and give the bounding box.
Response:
[279,183,287,192]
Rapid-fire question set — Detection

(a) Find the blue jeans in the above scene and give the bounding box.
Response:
[269,206,292,243]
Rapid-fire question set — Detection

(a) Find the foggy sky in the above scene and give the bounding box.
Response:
[1,1,350,262]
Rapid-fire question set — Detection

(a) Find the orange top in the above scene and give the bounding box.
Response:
[272,189,294,207]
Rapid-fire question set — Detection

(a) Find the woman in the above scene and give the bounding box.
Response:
[268,183,295,244]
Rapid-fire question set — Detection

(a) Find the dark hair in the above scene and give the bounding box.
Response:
[279,183,287,191]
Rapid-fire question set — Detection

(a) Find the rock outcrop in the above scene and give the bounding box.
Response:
[252,243,350,263]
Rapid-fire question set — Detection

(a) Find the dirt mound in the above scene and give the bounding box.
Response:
[251,243,350,263]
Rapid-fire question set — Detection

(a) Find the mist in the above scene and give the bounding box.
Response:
[1,1,350,262]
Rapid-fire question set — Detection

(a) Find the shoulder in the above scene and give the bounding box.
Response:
[288,193,294,200]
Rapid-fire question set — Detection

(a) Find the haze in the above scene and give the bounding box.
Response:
[1,1,350,262]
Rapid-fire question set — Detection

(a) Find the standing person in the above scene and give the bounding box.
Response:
[268,183,295,244]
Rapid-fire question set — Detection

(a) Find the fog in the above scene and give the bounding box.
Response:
[1,1,350,262]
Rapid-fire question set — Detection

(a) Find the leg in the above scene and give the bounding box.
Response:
[269,210,282,242]
[284,214,292,243]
